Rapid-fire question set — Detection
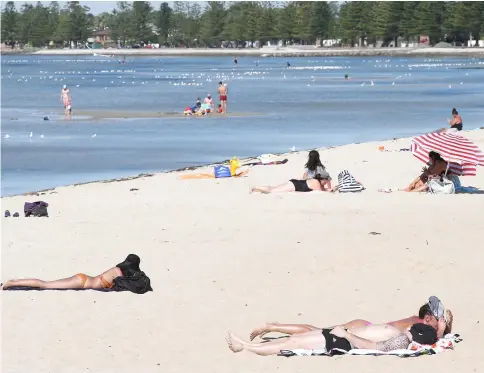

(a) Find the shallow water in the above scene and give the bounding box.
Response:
[2,55,484,196]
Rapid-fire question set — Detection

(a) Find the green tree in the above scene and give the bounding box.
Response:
[277,2,295,45]
[1,1,18,47]
[256,2,276,46]
[108,2,133,46]
[414,1,445,44]
[309,1,333,43]
[65,1,93,47]
[156,2,173,44]
[29,2,51,47]
[17,4,35,46]
[200,1,226,47]
[131,1,152,43]
[399,1,418,44]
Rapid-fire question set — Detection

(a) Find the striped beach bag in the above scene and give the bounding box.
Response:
[337,170,364,193]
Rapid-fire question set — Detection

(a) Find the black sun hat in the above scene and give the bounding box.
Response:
[410,323,438,345]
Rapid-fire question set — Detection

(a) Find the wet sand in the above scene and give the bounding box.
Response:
[72,110,262,120]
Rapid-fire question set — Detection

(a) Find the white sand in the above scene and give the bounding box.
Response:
[2,130,484,373]
[5,46,484,57]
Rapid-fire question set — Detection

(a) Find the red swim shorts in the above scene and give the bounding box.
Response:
[219,95,227,101]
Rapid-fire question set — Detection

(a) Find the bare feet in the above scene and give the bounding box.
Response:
[226,332,244,353]
[250,322,279,341]
[2,280,12,290]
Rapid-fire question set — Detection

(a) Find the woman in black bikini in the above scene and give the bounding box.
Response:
[447,108,463,131]
[1,254,152,293]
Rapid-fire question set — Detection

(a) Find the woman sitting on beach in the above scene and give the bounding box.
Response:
[446,108,463,132]
[302,150,332,190]
[1,254,152,294]
[404,151,448,192]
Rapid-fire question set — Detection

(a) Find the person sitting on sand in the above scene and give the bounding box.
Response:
[302,150,332,190]
[227,322,439,356]
[249,297,453,342]
[1,254,152,294]
[404,151,448,192]
[216,104,223,113]
[204,93,214,112]
[446,108,463,132]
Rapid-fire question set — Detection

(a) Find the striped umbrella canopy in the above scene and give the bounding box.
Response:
[411,132,484,176]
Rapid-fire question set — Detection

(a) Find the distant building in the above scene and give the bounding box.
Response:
[93,30,111,47]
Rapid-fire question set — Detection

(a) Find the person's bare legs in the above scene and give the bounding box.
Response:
[403,176,425,192]
[411,184,429,193]
[250,322,318,340]
[250,181,296,194]
[250,319,371,340]
[2,275,84,290]
[227,330,327,356]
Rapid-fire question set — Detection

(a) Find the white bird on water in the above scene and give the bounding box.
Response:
[4,134,10,139]
[91,134,97,138]
[40,134,45,139]
[29,132,33,138]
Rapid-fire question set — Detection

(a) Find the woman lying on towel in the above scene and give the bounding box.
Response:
[1,254,152,294]
[404,151,448,192]
[227,323,439,356]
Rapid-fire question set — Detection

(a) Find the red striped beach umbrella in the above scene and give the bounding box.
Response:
[411,132,484,176]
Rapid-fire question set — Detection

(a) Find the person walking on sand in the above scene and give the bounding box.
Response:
[218,81,228,114]
[60,84,71,119]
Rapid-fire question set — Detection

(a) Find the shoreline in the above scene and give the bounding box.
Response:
[3,129,473,198]
[2,46,484,58]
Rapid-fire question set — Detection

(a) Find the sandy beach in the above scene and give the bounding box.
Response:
[3,46,484,57]
[2,130,484,373]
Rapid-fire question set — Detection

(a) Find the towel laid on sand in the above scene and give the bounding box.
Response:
[278,333,462,357]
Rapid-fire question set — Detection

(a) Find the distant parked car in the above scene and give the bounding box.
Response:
[131,44,141,49]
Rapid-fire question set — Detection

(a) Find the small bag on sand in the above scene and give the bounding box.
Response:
[428,177,455,195]
[24,201,49,217]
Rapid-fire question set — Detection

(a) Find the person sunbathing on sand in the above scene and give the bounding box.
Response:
[249,299,453,342]
[404,151,448,192]
[1,254,152,293]
[251,174,330,194]
[227,322,439,355]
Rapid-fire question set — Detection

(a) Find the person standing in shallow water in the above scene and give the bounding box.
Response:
[60,84,71,119]
[218,81,228,114]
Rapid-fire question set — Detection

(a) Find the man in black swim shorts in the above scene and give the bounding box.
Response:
[321,328,352,354]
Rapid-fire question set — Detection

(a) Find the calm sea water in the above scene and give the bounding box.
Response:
[2,54,484,196]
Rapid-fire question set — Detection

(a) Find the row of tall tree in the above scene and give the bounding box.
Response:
[2,1,484,48]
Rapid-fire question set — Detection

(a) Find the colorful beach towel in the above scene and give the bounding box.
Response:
[278,333,462,358]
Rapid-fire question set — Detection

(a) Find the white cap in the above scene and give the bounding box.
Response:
[63,85,67,89]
